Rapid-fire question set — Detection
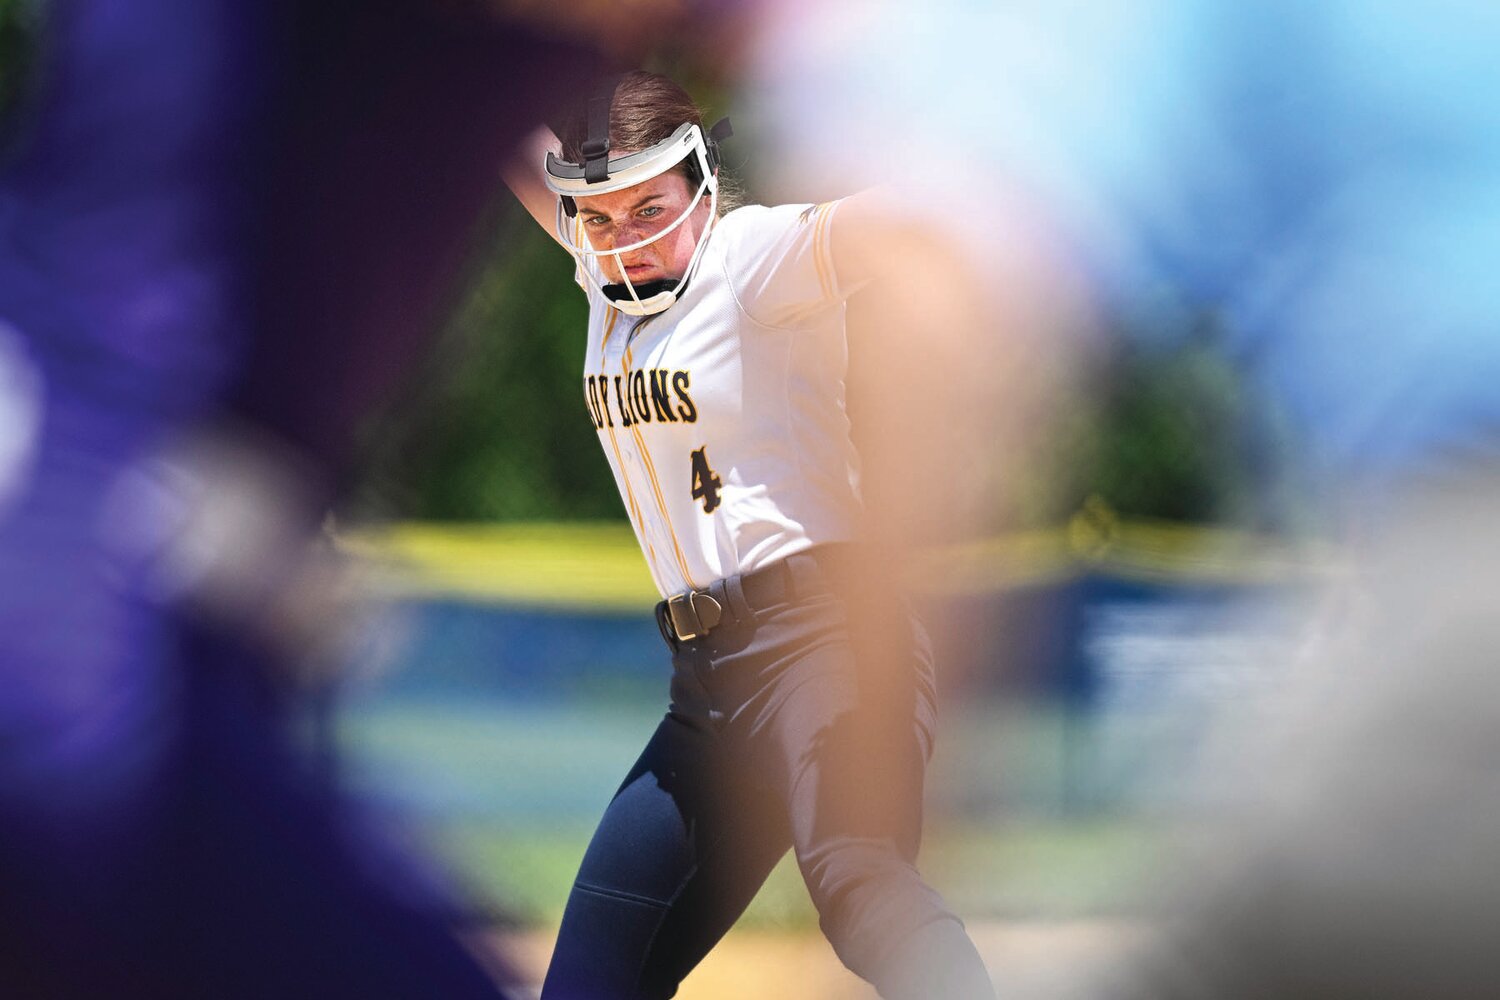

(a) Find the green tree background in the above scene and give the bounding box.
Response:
[0,0,40,140]
[351,209,623,521]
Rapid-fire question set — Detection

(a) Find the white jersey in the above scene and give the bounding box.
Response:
[568,201,861,598]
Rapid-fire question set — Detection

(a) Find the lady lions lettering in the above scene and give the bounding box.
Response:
[584,368,697,429]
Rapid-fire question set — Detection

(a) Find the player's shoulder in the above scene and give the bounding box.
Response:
[719,202,824,235]
[715,202,830,259]
[712,201,846,328]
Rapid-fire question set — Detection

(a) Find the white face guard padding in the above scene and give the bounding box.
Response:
[544,121,727,316]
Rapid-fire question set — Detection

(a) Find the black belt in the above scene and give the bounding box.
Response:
[654,544,855,646]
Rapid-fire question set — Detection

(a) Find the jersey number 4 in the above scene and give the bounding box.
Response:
[690,447,723,514]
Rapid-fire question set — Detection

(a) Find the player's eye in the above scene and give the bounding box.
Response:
[639,206,662,219]
[585,214,610,226]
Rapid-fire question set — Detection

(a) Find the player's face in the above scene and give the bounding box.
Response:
[574,168,711,285]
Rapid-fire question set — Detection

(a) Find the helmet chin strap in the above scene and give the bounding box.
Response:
[601,279,678,317]
[603,279,674,303]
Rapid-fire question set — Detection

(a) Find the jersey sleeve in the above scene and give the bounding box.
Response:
[725,201,847,328]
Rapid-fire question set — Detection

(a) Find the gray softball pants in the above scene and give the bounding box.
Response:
[539,547,996,999]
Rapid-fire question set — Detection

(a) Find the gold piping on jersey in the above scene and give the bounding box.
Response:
[623,339,701,592]
[811,202,836,300]
[599,311,667,592]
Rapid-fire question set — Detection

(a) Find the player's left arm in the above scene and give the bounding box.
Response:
[503,124,568,248]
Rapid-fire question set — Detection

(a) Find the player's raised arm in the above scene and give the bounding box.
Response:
[503,124,567,247]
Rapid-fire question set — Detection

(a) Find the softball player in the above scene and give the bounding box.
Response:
[507,72,996,1000]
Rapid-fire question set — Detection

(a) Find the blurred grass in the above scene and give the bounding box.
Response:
[340,697,1162,931]
[426,818,1158,930]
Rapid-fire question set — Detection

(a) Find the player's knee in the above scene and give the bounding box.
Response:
[798,839,952,972]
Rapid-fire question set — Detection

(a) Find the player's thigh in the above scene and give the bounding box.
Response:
[752,596,935,859]
[564,711,719,900]
[545,709,787,998]
[635,774,792,998]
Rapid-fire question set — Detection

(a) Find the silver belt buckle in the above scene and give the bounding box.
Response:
[667,590,722,641]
